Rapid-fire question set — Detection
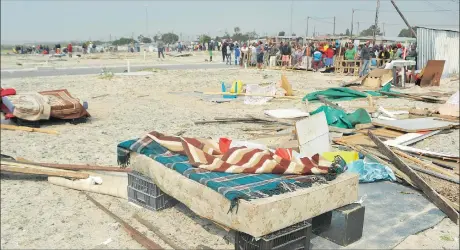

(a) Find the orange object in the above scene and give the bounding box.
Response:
[275,148,293,161]
[219,138,232,154]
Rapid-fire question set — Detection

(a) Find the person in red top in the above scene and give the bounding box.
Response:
[67,43,73,58]
[325,46,334,67]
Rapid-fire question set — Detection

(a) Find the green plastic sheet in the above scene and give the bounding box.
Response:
[302,83,393,102]
[310,106,372,129]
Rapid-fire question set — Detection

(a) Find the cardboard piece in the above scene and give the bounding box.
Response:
[295,112,331,158]
[264,109,309,119]
[131,154,359,237]
[362,69,393,89]
[281,74,293,96]
[420,60,445,87]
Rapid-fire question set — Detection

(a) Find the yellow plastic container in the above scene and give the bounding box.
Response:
[322,151,359,164]
[230,80,243,94]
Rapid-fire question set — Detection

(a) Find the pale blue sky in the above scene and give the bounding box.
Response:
[1,0,459,43]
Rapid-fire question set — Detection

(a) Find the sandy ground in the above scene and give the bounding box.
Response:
[1,51,215,70]
[1,61,459,249]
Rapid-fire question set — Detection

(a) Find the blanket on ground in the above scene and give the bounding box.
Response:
[6,93,51,121]
[117,131,346,210]
[39,89,90,119]
[120,131,345,175]
[302,83,393,102]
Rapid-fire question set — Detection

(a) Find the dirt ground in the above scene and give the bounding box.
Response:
[1,54,459,249]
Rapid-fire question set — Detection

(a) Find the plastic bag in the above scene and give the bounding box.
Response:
[347,157,396,183]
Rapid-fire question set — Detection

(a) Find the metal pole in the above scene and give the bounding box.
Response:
[306,17,310,38]
[390,0,417,37]
[382,22,385,36]
[290,0,294,36]
[351,9,355,39]
[357,22,360,35]
[145,5,148,37]
[333,16,336,36]
[313,26,316,37]
[373,0,380,44]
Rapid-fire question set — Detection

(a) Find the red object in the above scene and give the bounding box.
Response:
[397,43,402,48]
[67,44,73,53]
[1,88,16,97]
[275,148,293,161]
[1,88,16,119]
[325,48,334,58]
[219,138,232,154]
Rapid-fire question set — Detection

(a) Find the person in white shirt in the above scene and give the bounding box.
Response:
[226,45,232,65]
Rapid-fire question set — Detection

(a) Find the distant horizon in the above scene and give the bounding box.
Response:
[2,0,459,44]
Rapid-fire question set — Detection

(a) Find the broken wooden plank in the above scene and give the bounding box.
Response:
[368,131,459,225]
[410,165,459,184]
[393,150,458,179]
[1,124,59,135]
[1,160,89,179]
[372,117,458,133]
[86,194,163,249]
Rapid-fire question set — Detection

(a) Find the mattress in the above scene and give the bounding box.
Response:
[131,153,359,237]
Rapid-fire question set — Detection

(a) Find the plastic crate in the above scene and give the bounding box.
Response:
[235,221,312,250]
[127,171,177,211]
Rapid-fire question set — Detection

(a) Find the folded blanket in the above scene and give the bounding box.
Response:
[39,89,90,119]
[6,93,51,121]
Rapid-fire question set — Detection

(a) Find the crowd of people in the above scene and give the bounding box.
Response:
[207,39,417,76]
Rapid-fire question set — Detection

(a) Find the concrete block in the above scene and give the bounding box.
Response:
[312,203,365,246]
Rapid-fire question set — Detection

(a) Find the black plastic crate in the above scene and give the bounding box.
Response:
[127,171,177,211]
[128,171,163,197]
[235,221,312,250]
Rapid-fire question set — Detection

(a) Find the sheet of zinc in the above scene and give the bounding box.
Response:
[417,27,459,78]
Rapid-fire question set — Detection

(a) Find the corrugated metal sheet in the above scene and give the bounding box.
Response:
[417,27,459,77]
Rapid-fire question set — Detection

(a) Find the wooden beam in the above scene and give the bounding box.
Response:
[133,213,185,250]
[1,161,89,179]
[86,194,163,250]
[368,131,459,224]
[1,124,59,135]
[14,158,131,173]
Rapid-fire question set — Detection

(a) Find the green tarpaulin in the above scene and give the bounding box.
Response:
[310,106,372,129]
[302,83,393,102]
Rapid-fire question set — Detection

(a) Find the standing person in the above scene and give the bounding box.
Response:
[325,45,334,68]
[234,44,240,65]
[359,41,371,77]
[67,43,73,58]
[344,44,356,74]
[208,41,213,62]
[312,48,322,72]
[226,43,232,65]
[281,42,291,67]
[256,41,264,69]
[222,40,227,62]
[240,43,248,67]
[157,39,165,59]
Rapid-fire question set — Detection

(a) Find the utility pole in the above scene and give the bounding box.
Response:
[333,16,336,36]
[290,0,294,36]
[373,0,380,44]
[109,34,112,42]
[390,0,417,37]
[382,23,385,36]
[306,17,310,38]
[357,22,360,35]
[313,26,316,37]
[351,9,355,39]
[145,4,148,37]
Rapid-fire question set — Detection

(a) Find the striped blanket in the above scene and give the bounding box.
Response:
[117,131,346,211]
[39,89,90,120]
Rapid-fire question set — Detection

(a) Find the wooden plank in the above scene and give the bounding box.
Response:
[410,165,460,184]
[372,117,458,133]
[1,124,59,135]
[393,150,459,178]
[1,161,89,179]
[368,131,459,225]
[15,159,131,173]
[420,60,445,87]
[295,112,330,158]
[86,194,163,250]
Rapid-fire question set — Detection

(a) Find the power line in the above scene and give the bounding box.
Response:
[422,0,460,17]
[309,17,335,24]
[356,21,459,27]
[355,9,459,12]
